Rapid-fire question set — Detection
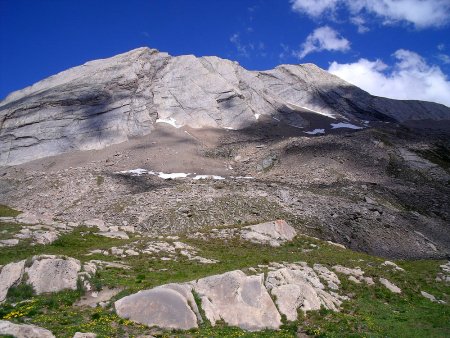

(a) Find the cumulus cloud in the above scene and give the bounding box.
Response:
[328,49,450,106]
[290,0,450,29]
[295,26,350,59]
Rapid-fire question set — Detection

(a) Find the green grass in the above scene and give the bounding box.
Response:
[0,204,21,217]
[0,222,22,240]
[0,225,448,337]
[0,226,131,266]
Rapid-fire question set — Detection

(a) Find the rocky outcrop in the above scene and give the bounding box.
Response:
[241,219,297,247]
[0,320,55,338]
[1,47,449,166]
[114,262,351,331]
[190,219,297,247]
[0,255,96,301]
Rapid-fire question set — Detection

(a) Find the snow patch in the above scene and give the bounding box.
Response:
[118,168,148,176]
[158,172,189,179]
[193,175,225,180]
[330,122,363,130]
[286,102,336,119]
[255,113,261,120]
[305,129,325,135]
[156,117,182,128]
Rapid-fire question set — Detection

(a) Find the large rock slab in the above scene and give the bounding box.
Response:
[0,260,25,303]
[26,255,81,294]
[241,220,297,247]
[193,270,281,331]
[114,284,198,330]
[0,320,55,338]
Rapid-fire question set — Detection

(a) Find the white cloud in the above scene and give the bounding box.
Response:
[295,26,350,59]
[230,33,249,58]
[328,49,450,107]
[350,16,370,33]
[290,0,339,17]
[438,54,450,64]
[291,0,450,29]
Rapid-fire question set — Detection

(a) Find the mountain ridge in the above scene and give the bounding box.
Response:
[1,46,449,166]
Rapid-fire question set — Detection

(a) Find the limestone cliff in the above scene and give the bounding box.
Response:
[1,47,449,165]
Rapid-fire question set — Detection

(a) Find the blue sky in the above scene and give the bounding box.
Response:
[1,0,449,105]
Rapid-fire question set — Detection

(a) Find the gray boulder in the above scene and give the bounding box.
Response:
[26,255,81,294]
[0,260,25,303]
[114,284,198,330]
[0,320,55,338]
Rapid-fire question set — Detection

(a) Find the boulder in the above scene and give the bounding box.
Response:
[241,220,297,247]
[115,284,198,330]
[379,278,402,294]
[0,260,25,303]
[26,255,81,294]
[0,320,55,338]
[193,270,281,331]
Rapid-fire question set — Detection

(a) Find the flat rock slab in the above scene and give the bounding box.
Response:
[241,220,297,247]
[193,270,281,331]
[26,255,81,294]
[0,320,55,338]
[0,260,25,303]
[115,286,198,330]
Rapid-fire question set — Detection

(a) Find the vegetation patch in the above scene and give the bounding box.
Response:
[0,204,21,217]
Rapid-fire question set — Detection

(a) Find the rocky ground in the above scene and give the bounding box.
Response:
[0,122,449,337]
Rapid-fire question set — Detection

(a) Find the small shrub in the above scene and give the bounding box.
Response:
[6,283,35,302]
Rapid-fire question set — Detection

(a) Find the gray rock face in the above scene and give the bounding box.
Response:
[193,270,281,331]
[26,255,81,294]
[0,260,25,303]
[114,285,198,330]
[0,320,55,338]
[1,47,449,166]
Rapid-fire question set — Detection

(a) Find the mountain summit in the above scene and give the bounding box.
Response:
[1,47,449,165]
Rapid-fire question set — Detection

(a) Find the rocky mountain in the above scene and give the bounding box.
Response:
[1,47,449,166]
[0,47,449,337]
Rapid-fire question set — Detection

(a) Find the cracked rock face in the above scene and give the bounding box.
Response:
[1,47,449,166]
